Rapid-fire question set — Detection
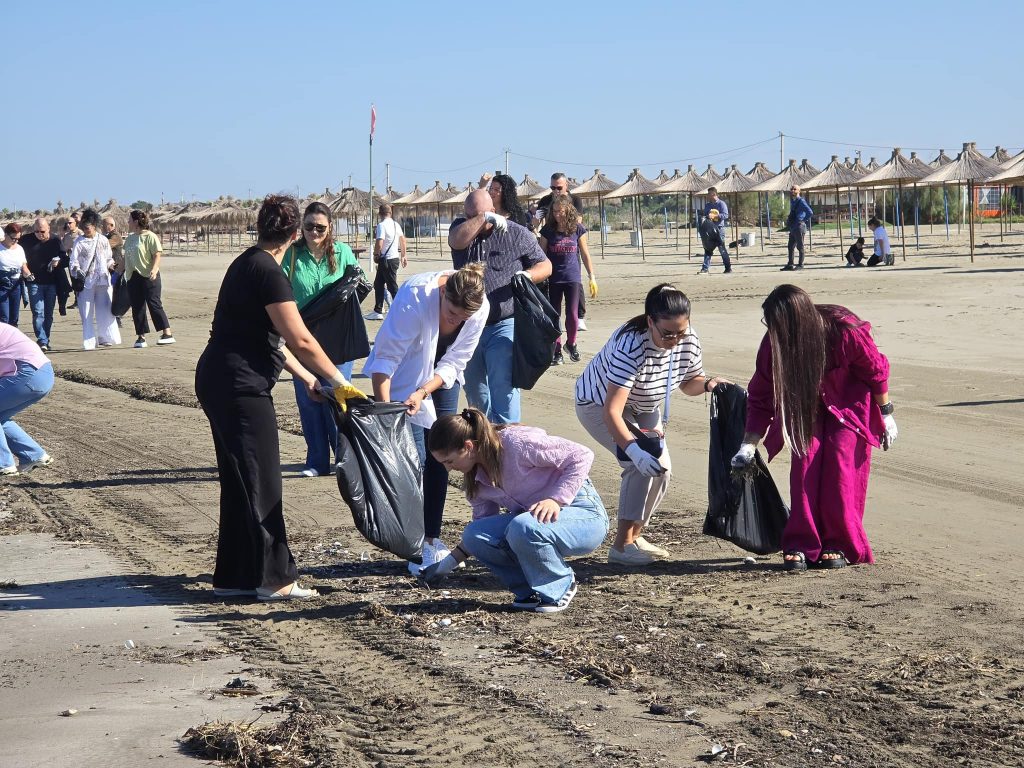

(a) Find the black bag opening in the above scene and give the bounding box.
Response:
[703,383,789,555]
[331,398,424,563]
[511,273,562,390]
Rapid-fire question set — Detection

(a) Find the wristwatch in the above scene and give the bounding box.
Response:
[879,401,894,415]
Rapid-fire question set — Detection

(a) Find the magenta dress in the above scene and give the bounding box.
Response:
[745,310,890,564]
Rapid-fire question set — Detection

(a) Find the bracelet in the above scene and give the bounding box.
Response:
[879,401,894,415]
[417,386,429,398]
[453,544,469,560]
[704,377,715,393]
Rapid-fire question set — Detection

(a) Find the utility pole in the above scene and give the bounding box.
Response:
[779,132,784,172]
[505,148,510,176]
[385,162,390,191]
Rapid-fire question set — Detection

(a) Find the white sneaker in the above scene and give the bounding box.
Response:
[430,538,465,569]
[0,465,18,476]
[364,311,385,320]
[535,581,578,613]
[157,334,176,345]
[409,541,434,576]
[577,318,588,331]
[607,542,656,565]
[300,467,320,478]
[133,339,147,349]
[20,454,53,473]
[634,536,670,559]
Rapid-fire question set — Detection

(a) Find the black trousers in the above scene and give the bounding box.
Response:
[787,226,806,265]
[372,258,399,312]
[195,365,297,591]
[128,273,171,335]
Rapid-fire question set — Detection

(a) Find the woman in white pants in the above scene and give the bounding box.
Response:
[69,209,120,350]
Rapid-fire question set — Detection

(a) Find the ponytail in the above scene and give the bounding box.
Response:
[428,406,504,498]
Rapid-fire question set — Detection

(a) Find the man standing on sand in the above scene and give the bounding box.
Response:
[536,172,589,329]
[21,218,65,351]
[783,185,813,271]
[449,190,551,423]
[58,212,81,312]
[365,204,407,321]
[699,187,732,274]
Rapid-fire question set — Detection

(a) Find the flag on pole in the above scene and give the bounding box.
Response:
[370,104,376,144]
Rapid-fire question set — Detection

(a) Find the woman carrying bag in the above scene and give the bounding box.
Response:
[69,209,120,350]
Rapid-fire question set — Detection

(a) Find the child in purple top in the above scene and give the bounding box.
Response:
[420,407,608,613]
[539,195,597,365]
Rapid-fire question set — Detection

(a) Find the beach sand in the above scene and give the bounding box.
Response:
[1,223,1022,766]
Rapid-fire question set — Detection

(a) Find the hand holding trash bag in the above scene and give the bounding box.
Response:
[731,442,756,469]
[881,414,898,450]
[420,553,459,586]
[322,373,368,412]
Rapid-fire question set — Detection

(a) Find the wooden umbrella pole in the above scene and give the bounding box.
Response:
[638,195,646,261]
[837,186,844,258]
[899,181,907,262]
[688,193,693,261]
[969,180,975,262]
[675,193,680,250]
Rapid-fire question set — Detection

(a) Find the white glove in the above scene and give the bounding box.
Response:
[483,211,508,233]
[419,554,459,586]
[731,443,756,469]
[624,441,664,477]
[881,414,898,450]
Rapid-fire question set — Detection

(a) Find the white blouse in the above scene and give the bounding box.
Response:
[70,235,114,289]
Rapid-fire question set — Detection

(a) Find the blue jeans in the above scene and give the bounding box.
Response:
[0,361,53,468]
[0,280,22,327]
[28,283,57,345]
[701,224,732,271]
[411,382,462,539]
[291,361,354,474]
[463,317,519,424]
[461,479,608,603]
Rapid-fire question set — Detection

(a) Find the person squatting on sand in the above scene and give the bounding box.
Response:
[575,284,728,566]
[283,201,363,477]
[69,209,121,349]
[730,284,898,570]
[867,218,894,266]
[419,407,609,613]
[362,263,489,575]
[449,190,551,424]
[0,323,55,475]
[194,195,366,602]
[539,194,597,366]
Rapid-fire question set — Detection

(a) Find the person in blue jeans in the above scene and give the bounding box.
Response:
[0,224,33,328]
[0,324,55,474]
[449,190,551,424]
[783,184,814,271]
[421,407,609,613]
[699,188,732,274]
[22,218,66,351]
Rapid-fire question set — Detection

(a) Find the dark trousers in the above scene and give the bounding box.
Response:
[577,283,587,318]
[195,368,298,591]
[127,273,171,336]
[412,383,462,539]
[787,225,806,265]
[373,258,399,313]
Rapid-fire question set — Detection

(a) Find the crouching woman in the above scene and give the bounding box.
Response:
[420,407,608,613]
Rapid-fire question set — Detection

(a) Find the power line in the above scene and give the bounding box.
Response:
[785,133,1021,155]
[389,153,504,176]
[508,136,780,169]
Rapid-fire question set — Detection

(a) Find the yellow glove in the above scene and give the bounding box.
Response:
[588,278,598,299]
[327,374,368,413]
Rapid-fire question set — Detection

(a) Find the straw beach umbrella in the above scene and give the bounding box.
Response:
[987,153,1024,184]
[745,162,777,248]
[865,157,880,171]
[802,155,866,257]
[656,164,708,257]
[571,169,620,258]
[515,174,547,200]
[98,199,131,231]
[700,164,724,185]
[603,168,661,260]
[750,159,812,239]
[930,150,953,168]
[920,142,1003,260]
[699,165,754,257]
[410,181,456,256]
[855,148,932,262]
[990,146,1012,164]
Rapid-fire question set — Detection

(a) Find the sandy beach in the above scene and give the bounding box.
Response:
[1,223,1022,767]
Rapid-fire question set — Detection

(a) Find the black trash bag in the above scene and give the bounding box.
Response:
[703,382,789,555]
[332,398,424,563]
[299,265,371,364]
[511,273,562,390]
[111,273,131,317]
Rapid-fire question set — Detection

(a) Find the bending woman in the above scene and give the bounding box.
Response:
[195,195,365,601]
[362,263,489,574]
[731,284,898,570]
[575,284,727,566]
[421,407,608,613]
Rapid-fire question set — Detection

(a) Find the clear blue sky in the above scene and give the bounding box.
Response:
[6,0,1021,212]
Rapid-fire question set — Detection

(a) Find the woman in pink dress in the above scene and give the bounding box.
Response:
[730,285,899,570]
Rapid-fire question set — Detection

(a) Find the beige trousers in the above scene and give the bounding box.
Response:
[575,401,671,526]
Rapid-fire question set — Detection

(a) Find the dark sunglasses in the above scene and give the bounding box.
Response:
[303,223,328,234]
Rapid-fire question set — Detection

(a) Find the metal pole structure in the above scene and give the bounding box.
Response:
[600,196,606,259]
[943,185,950,240]
[914,184,920,250]
[368,114,374,273]
[385,163,390,191]
[504,149,509,176]
[663,205,669,240]
[837,186,844,258]
[848,188,854,240]
[779,132,784,172]
[675,193,680,249]
[969,180,975,262]
[898,180,907,262]
[638,195,646,261]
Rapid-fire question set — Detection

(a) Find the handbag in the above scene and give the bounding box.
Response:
[71,238,99,294]
[616,421,665,461]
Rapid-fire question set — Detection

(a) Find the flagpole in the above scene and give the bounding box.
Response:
[368,104,375,273]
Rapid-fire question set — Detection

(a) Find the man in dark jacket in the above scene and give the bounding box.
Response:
[21,218,66,350]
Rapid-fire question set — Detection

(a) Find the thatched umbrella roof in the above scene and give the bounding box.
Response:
[390,185,424,207]
[990,146,1012,163]
[749,159,811,192]
[908,152,933,174]
[411,180,456,205]
[746,162,777,183]
[200,201,249,227]
[443,183,476,207]
[919,142,1002,186]
[930,150,953,168]
[700,164,724,184]
[999,149,1024,170]
[802,155,867,190]
[603,168,662,200]
[702,164,754,194]
[653,169,671,185]
[855,148,932,186]
[798,158,821,178]
[570,169,620,198]
[987,153,1024,184]
[657,166,710,193]
[164,202,209,226]
[98,199,131,230]
[379,186,405,204]
[865,157,880,171]
[849,158,870,177]
[514,175,547,200]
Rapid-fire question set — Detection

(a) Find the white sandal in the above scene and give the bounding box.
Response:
[256,583,319,601]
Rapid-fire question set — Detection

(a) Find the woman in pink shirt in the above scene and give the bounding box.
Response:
[0,324,54,474]
[421,407,608,613]
[731,285,898,570]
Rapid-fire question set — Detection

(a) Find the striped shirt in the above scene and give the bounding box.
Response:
[575,324,704,413]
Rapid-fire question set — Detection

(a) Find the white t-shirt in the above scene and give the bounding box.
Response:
[872,225,891,256]
[0,243,26,272]
[374,217,403,261]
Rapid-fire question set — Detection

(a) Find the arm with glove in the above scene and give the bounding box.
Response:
[419,540,471,586]
[603,384,665,477]
[579,232,598,298]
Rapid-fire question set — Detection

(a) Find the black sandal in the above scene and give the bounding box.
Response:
[783,551,808,572]
[811,549,848,569]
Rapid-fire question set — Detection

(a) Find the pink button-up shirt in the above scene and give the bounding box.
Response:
[469,426,594,520]
[0,324,49,377]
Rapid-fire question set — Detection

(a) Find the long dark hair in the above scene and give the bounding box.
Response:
[299,201,337,273]
[490,174,528,226]
[618,283,691,338]
[762,284,864,456]
[428,407,505,500]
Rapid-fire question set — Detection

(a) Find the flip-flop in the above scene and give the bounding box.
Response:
[811,550,848,569]
[783,551,808,572]
[256,583,319,601]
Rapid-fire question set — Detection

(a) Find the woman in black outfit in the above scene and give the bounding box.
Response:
[195,195,364,601]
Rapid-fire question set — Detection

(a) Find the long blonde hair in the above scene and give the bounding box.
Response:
[428,407,504,499]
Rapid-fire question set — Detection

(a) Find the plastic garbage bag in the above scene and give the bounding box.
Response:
[703,383,789,554]
[332,398,424,563]
[111,273,131,317]
[511,273,562,390]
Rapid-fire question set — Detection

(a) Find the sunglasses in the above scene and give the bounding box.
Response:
[652,322,689,341]
[303,223,328,234]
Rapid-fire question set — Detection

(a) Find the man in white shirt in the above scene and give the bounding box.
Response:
[365,204,407,320]
[867,217,893,266]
